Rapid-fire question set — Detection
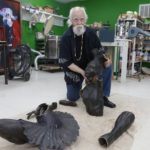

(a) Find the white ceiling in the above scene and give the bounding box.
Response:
[55,0,84,3]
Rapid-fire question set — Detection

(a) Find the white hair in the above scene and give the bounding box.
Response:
[67,6,88,26]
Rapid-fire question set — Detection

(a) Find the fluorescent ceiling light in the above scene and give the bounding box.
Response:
[55,0,84,3]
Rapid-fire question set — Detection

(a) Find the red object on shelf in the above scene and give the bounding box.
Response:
[0,26,6,41]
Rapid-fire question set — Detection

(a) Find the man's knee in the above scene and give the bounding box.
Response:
[67,92,80,101]
[66,82,82,102]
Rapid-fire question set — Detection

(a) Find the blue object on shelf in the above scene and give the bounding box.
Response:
[99,27,115,42]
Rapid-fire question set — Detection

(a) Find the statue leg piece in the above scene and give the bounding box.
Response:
[98,111,135,147]
[0,119,28,144]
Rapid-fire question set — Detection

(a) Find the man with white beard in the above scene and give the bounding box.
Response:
[59,6,116,108]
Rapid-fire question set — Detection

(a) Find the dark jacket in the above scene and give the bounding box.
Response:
[59,26,102,84]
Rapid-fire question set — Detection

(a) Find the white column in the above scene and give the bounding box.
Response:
[115,39,129,83]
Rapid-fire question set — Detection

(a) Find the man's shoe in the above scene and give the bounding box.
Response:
[59,100,77,107]
[103,96,116,108]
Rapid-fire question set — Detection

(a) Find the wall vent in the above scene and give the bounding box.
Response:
[139,4,150,18]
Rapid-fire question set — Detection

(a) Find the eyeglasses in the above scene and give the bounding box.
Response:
[72,17,85,23]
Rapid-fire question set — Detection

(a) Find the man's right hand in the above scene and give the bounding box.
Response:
[80,70,87,80]
[68,63,86,79]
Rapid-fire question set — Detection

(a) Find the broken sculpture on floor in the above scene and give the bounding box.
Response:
[99,111,135,147]
[0,102,79,150]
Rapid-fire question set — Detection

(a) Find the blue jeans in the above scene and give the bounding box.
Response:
[66,65,112,101]
[66,80,83,101]
[102,65,112,97]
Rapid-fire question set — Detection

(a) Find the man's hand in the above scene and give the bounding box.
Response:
[104,58,112,68]
[80,69,87,79]
[68,63,86,79]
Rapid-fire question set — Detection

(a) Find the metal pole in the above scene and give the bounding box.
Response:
[3,41,8,84]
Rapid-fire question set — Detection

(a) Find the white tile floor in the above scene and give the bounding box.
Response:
[111,75,150,99]
[0,69,150,118]
[0,69,150,150]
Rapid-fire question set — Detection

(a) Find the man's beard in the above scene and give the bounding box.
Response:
[73,25,86,36]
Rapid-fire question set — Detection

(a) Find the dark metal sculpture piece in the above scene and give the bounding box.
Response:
[81,79,104,116]
[0,103,79,150]
[0,119,28,144]
[84,48,107,83]
[81,48,107,116]
[21,111,79,150]
[98,111,135,147]
[26,102,57,119]
[59,100,77,107]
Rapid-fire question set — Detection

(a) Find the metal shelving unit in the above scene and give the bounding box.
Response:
[115,18,144,76]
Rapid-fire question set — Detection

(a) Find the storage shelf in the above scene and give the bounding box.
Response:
[21,5,67,27]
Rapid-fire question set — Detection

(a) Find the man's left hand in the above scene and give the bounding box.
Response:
[104,58,112,68]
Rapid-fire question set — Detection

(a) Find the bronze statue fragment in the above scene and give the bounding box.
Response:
[99,111,135,147]
[0,103,79,150]
[81,49,107,116]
